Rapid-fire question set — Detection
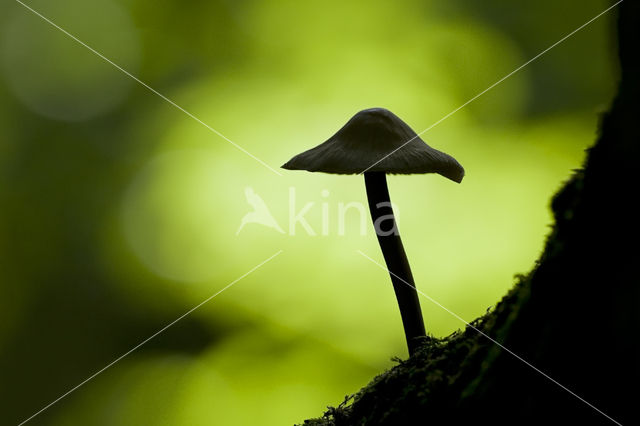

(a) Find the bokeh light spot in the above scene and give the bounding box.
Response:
[1,0,140,121]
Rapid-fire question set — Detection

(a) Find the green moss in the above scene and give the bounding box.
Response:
[298,272,536,425]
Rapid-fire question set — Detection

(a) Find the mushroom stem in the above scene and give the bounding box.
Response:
[364,171,426,356]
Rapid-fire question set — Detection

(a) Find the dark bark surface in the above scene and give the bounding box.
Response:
[301,2,639,425]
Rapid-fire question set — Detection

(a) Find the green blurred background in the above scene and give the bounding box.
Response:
[0,0,617,424]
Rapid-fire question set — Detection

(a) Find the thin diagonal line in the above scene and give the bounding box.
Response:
[359,0,623,175]
[18,250,283,426]
[14,0,283,176]
[357,250,622,426]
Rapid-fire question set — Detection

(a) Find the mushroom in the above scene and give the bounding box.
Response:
[282,107,464,356]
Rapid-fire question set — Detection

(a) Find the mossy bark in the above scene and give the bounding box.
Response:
[301,3,639,425]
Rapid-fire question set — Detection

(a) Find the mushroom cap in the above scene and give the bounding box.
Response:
[282,108,464,183]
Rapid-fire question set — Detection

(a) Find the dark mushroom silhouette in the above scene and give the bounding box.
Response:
[282,107,464,356]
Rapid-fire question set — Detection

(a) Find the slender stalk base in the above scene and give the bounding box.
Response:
[364,172,426,356]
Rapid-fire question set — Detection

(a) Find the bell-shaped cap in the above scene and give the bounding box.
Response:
[282,108,464,183]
